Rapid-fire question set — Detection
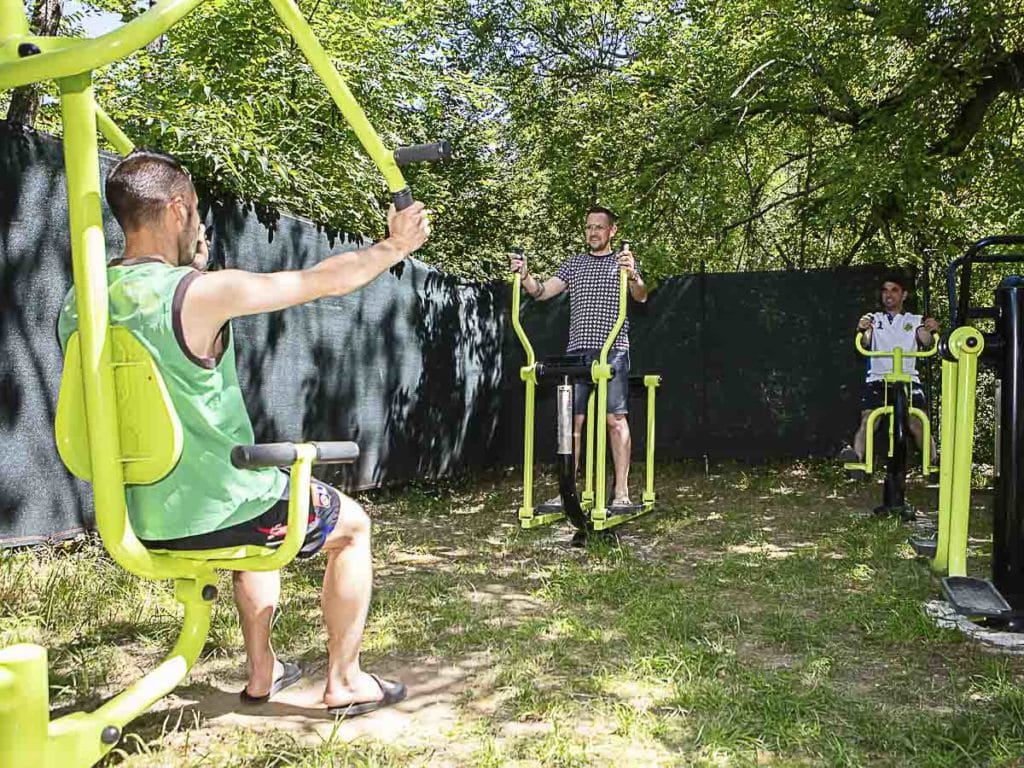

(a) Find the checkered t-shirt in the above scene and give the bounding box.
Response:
[555,252,638,352]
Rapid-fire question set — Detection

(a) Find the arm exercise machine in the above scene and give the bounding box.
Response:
[0,1,446,765]
[510,252,661,538]
[844,331,938,520]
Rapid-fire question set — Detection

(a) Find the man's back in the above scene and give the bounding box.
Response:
[57,259,286,540]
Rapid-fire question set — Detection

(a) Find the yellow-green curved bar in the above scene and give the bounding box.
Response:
[844,332,939,474]
[0,0,409,198]
[0,0,207,90]
[598,269,629,366]
[854,330,939,359]
[509,272,536,369]
[265,0,407,195]
[591,270,626,521]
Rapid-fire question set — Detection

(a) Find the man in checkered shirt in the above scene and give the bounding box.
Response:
[510,205,649,507]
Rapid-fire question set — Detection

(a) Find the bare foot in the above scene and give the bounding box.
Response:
[244,657,283,699]
[323,670,386,708]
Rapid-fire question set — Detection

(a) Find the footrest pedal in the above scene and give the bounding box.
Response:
[908,535,937,559]
[943,576,1013,618]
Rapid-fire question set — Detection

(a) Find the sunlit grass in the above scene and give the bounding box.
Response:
[4,460,1024,766]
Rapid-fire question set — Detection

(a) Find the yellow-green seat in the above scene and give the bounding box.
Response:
[56,326,183,486]
[54,327,299,570]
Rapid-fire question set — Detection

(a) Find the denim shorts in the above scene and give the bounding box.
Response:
[570,348,630,416]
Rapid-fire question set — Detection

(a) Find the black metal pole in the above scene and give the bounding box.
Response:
[880,383,909,517]
[994,281,1024,607]
[699,260,708,463]
[923,253,934,430]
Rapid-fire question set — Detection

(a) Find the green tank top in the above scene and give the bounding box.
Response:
[57,259,287,541]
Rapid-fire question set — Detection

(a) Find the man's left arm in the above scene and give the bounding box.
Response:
[618,249,648,303]
[917,316,939,347]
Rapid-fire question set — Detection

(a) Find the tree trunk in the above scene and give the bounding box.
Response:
[5,0,64,128]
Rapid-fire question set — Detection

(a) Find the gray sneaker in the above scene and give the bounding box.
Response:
[838,446,860,463]
[839,446,865,480]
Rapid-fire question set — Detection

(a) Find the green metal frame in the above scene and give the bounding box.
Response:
[843,332,939,478]
[0,1,408,765]
[931,326,984,576]
[510,269,661,532]
[510,272,565,528]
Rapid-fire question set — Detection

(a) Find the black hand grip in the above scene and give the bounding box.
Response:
[314,441,361,463]
[231,441,360,468]
[394,140,452,167]
[510,245,525,274]
[392,188,414,211]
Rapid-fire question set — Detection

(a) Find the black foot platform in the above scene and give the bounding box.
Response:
[909,534,937,558]
[534,502,563,515]
[609,502,645,515]
[943,576,1013,618]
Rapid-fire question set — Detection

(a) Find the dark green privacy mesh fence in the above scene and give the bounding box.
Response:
[1,124,907,546]
[504,264,913,462]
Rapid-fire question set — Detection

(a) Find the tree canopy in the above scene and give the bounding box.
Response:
[8,0,1024,280]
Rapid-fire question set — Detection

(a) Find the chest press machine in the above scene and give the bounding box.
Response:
[843,331,938,520]
[0,1,447,764]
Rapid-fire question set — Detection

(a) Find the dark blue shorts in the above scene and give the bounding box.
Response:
[139,475,341,559]
[571,348,630,416]
[860,380,927,412]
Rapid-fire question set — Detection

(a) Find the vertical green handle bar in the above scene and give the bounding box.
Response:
[592,269,629,520]
[510,270,552,526]
[933,349,960,573]
[944,327,985,578]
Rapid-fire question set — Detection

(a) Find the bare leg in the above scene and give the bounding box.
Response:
[233,569,282,697]
[853,409,873,461]
[321,493,383,708]
[608,413,631,500]
[573,414,586,474]
[908,418,938,462]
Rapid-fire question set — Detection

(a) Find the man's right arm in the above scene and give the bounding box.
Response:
[857,312,874,346]
[182,203,429,356]
[509,251,567,301]
[521,272,567,302]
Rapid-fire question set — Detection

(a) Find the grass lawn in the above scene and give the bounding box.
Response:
[3,460,1024,767]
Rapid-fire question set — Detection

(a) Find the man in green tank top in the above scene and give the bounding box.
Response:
[59,150,428,716]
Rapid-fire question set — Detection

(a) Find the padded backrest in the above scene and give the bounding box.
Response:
[55,327,183,485]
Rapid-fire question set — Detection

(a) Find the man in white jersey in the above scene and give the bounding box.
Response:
[839,274,940,469]
[509,205,648,508]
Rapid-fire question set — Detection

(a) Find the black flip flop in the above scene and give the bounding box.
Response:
[326,674,407,718]
[239,660,302,704]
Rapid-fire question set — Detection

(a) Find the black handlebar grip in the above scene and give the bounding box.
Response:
[313,441,360,463]
[232,443,298,468]
[393,140,453,167]
[392,188,414,211]
[231,441,360,468]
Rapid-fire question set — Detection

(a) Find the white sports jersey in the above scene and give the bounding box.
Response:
[866,311,924,382]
